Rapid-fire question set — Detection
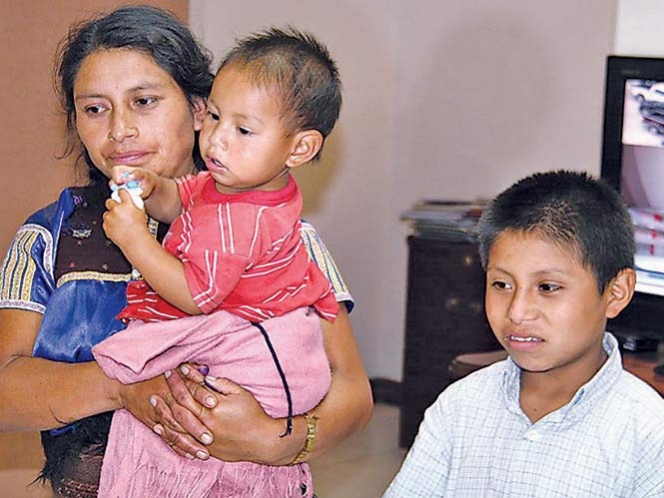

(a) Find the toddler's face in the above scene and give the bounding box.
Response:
[199,66,299,193]
[484,231,612,383]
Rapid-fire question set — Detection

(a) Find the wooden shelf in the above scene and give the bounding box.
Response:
[399,236,499,448]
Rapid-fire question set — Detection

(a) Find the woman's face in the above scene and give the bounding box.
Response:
[73,48,206,179]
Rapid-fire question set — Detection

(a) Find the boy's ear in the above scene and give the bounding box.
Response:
[191,97,207,131]
[605,268,636,319]
[286,130,324,169]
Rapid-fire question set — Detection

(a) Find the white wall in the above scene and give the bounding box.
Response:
[190,0,618,381]
[616,0,664,55]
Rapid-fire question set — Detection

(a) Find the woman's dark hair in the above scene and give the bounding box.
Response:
[54,5,214,182]
[478,170,635,293]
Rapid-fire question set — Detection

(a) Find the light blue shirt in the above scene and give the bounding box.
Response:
[384,333,664,497]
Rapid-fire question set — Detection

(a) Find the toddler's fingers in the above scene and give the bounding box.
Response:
[110,165,135,183]
[104,198,119,210]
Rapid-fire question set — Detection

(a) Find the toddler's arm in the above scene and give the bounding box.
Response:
[105,210,200,315]
[110,165,182,223]
[105,166,199,314]
[102,190,199,315]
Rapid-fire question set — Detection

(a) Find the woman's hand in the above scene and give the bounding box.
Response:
[149,365,290,464]
[148,306,373,466]
[118,372,213,461]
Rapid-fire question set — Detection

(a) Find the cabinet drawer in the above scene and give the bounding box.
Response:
[400,236,500,447]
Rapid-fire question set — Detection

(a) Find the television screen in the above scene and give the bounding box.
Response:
[601,56,664,298]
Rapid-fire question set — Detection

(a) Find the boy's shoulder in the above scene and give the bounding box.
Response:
[611,369,664,418]
[599,370,664,480]
[421,360,513,439]
[437,359,510,409]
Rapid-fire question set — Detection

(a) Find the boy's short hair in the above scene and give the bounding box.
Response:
[478,170,635,293]
[218,26,342,161]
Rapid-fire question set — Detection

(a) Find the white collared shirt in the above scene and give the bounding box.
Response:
[384,333,664,497]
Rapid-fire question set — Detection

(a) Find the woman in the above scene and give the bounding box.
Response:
[0,5,372,497]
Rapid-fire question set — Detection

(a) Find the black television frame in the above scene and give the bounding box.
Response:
[600,55,664,352]
[601,55,664,190]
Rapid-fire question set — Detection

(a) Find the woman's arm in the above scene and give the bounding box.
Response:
[299,306,373,460]
[0,309,116,430]
[0,309,179,433]
[0,207,210,458]
[149,305,373,464]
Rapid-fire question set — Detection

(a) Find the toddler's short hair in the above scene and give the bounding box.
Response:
[218,27,342,161]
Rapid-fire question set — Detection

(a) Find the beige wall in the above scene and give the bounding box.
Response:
[0,0,188,257]
[0,1,621,381]
[190,0,618,380]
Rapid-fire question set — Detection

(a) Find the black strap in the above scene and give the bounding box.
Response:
[251,321,293,437]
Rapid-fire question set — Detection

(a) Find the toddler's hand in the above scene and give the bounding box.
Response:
[109,165,157,200]
[111,180,144,210]
[103,189,149,250]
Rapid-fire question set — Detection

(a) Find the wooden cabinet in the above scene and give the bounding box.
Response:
[399,235,500,448]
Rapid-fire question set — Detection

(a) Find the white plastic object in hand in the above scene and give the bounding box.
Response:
[110,180,145,210]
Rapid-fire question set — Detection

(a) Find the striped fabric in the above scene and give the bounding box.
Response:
[0,224,54,313]
[300,222,353,309]
[119,173,339,323]
[0,184,354,322]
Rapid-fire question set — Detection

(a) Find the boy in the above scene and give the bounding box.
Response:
[384,170,664,497]
[94,27,342,497]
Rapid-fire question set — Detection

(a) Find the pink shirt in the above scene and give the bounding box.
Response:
[119,172,338,322]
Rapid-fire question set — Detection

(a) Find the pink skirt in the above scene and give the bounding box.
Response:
[92,307,330,497]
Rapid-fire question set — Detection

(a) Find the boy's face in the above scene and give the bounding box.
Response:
[199,66,301,193]
[484,230,624,383]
